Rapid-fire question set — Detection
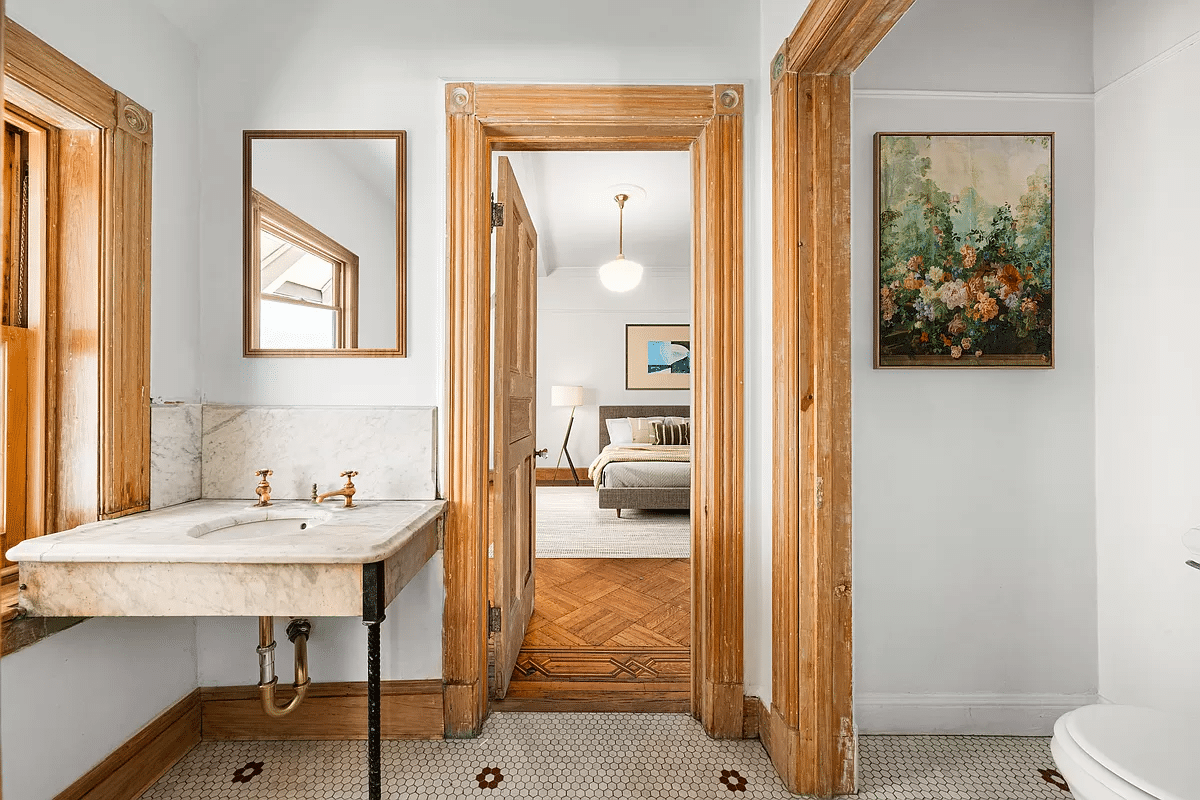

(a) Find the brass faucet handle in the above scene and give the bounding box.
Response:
[253,469,274,507]
[340,470,358,481]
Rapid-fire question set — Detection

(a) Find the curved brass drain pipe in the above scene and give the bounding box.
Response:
[257,616,311,718]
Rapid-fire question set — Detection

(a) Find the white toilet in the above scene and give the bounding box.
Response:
[1052,703,1200,799]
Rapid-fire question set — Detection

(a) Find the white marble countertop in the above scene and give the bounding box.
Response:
[5,499,446,565]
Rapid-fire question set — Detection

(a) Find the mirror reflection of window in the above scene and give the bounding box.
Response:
[244,132,405,356]
[258,229,339,349]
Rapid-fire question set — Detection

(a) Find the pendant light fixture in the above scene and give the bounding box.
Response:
[598,193,644,292]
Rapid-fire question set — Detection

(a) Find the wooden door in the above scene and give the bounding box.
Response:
[489,157,538,700]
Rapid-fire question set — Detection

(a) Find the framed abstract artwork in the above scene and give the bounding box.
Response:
[626,324,690,390]
[874,132,1054,368]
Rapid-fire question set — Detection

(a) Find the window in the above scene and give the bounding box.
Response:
[2,18,154,648]
[2,110,45,588]
[249,189,359,351]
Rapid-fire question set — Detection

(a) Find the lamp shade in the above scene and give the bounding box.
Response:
[598,255,643,292]
[550,385,585,407]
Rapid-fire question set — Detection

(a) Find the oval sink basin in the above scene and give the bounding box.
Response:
[188,509,332,542]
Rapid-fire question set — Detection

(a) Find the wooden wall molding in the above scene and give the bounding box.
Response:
[200,679,444,741]
[54,690,200,800]
[768,1,913,796]
[445,83,745,740]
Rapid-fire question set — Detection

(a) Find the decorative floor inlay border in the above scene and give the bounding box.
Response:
[512,647,690,683]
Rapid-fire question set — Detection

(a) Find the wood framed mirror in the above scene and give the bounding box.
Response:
[243,130,406,357]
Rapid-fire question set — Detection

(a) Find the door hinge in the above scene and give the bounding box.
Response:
[491,195,505,230]
[488,603,502,634]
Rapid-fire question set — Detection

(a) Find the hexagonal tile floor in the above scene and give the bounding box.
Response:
[140,712,1073,799]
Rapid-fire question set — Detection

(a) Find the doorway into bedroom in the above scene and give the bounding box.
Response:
[491,150,693,711]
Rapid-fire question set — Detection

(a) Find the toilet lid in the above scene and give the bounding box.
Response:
[1065,705,1200,800]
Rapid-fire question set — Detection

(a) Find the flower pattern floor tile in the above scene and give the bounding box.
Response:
[140,712,1072,799]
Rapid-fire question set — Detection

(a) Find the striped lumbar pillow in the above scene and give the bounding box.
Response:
[652,421,690,446]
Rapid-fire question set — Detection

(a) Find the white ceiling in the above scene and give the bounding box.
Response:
[502,151,692,276]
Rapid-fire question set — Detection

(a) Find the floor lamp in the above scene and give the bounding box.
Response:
[551,385,585,485]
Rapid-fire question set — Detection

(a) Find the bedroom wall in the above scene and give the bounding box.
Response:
[850,0,1100,734]
[537,270,692,466]
[2,3,203,796]
[1092,3,1200,716]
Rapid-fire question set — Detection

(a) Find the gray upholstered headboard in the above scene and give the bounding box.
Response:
[598,405,691,449]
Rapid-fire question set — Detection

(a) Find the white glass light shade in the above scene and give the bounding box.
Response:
[550,385,585,407]
[598,255,644,292]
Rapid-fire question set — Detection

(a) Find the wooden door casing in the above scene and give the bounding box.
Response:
[445,83,746,742]
[489,156,538,700]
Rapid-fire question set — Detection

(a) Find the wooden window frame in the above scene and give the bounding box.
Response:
[444,83,745,740]
[249,189,360,351]
[241,129,407,358]
[1,19,153,647]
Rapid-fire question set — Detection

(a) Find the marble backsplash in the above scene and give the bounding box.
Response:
[151,404,202,510]
[201,405,437,501]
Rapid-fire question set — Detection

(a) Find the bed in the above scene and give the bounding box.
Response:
[590,405,691,517]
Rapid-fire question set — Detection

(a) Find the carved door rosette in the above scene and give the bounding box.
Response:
[115,91,152,143]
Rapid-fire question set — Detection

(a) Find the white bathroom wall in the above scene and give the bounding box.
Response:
[8,0,202,402]
[190,0,769,693]
[1092,0,1200,90]
[537,272,692,465]
[195,556,444,685]
[746,0,815,707]
[1,618,198,799]
[2,2,203,796]
[1093,8,1200,716]
[850,0,1099,734]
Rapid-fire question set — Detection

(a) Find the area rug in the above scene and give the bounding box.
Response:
[535,486,690,558]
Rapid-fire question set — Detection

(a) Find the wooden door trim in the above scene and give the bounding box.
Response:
[444,82,745,739]
[767,1,914,795]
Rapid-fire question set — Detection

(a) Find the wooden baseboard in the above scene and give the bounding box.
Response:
[200,679,444,740]
[535,466,588,485]
[742,696,761,739]
[757,699,800,793]
[55,689,201,800]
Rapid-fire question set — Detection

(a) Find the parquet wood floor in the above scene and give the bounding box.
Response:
[496,558,691,713]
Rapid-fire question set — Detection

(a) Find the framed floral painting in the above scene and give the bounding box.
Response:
[874,133,1053,368]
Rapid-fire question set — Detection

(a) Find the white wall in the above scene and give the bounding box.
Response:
[855,0,1094,94]
[3,2,202,796]
[851,0,1099,734]
[190,0,768,693]
[7,0,202,402]
[1093,0,1200,91]
[2,619,197,799]
[538,271,691,465]
[253,138,398,349]
[196,0,761,408]
[196,557,444,685]
[1093,10,1200,716]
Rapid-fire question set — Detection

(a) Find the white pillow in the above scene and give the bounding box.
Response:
[629,416,665,444]
[605,417,634,445]
[665,416,691,427]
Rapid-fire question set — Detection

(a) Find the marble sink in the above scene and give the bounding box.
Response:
[188,508,332,541]
[5,499,446,618]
